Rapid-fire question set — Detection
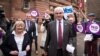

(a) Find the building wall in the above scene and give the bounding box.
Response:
[87,0,100,20]
[0,0,11,18]
[0,0,74,19]
[35,1,49,17]
[11,0,27,19]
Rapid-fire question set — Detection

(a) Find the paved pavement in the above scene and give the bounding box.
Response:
[77,33,85,56]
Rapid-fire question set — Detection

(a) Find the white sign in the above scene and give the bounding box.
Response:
[31,10,38,17]
[66,44,75,54]
[89,23,100,33]
[63,6,74,20]
[84,34,93,41]
[18,51,26,56]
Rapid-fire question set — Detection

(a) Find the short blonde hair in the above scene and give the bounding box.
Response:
[12,20,25,30]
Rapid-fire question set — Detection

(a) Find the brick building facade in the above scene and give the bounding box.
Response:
[0,0,78,19]
[86,0,100,20]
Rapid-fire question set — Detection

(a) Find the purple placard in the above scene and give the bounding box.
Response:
[74,23,85,33]
[86,22,100,35]
[28,9,39,17]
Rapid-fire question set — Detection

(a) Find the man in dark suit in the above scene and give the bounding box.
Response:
[24,13,33,31]
[28,17,39,54]
[44,7,73,56]
[24,13,36,41]
[24,13,37,55]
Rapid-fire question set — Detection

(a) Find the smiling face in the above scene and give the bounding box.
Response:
[15,21,25,34]
[54,7,64,21]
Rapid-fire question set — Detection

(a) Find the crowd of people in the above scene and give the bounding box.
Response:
[0,6,100,56]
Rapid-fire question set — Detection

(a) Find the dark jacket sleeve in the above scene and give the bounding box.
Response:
[68,23,74,44]
[44,23,51,52]
[0,34,12,55]
[22,33,31,51]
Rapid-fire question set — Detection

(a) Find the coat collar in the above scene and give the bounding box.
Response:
[12,31,26,36]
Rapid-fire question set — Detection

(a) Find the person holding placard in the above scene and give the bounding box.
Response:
[84,13,100,56]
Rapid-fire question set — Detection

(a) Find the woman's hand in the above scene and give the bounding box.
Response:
[9,50,18,55]
[26,45,30,52]
[43,51,48,56]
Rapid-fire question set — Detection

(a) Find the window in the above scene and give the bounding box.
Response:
[22,0,30,10]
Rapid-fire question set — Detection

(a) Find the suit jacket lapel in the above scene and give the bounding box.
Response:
[63,21,65,40]
[63,21,67,41]
[54,21,57,43]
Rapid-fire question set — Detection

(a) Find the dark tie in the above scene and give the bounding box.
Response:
[28,21,31,27]
[58,21,62,48]
[26,20,30,31]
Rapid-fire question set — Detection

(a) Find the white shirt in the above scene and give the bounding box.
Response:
[56,19,64,41]
[12,31,26,51]
[35,23,38,36]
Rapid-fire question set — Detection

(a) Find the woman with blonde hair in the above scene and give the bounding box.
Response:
[0,20,31,56]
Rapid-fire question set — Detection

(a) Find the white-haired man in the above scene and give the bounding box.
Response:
[44,7,73,56]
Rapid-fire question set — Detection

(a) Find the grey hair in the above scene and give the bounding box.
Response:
[54,7,64,13]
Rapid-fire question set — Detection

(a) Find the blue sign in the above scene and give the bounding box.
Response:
[63,6,73,19]
[63,8,73,13]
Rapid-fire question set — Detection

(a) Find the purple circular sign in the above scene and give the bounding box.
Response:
[76,24,83,32]
[89,23,100,33]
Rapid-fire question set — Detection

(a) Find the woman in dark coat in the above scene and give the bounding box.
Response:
[0,20,31,56]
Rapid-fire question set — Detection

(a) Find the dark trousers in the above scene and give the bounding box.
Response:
[29,38,33,56]
[33,36,38,51]
[84,39,98,56]
[57,49,63,56]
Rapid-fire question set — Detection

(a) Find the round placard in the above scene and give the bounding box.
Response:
[76,24,83,32]
[31,10,38,17]
[89,23,100,33]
